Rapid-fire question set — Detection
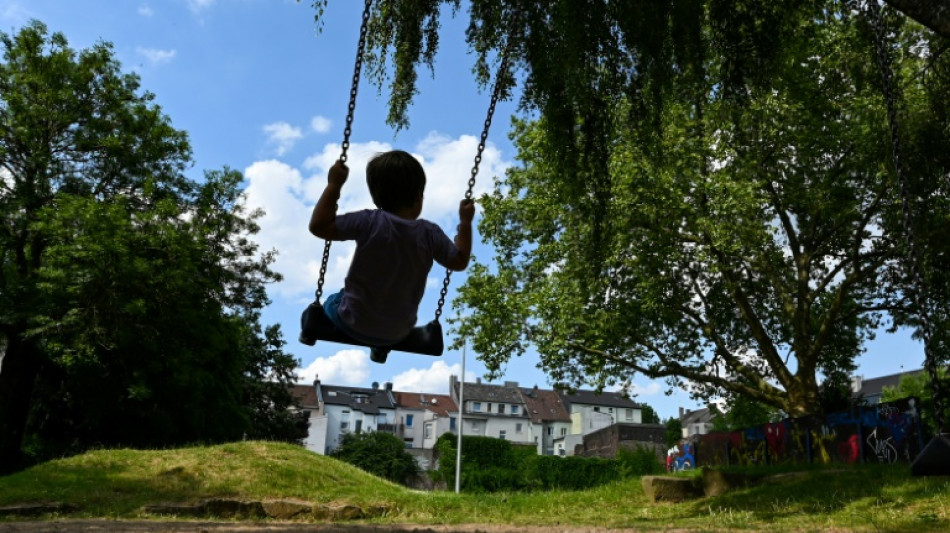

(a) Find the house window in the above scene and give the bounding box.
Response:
[424,424,432,439]
[406,414,414,427]
[355,420,362,433]
[625,408,633,421]
[487,403,492,413]
[561,427,567,436]
[515,423,523,433]
[511,405,520,415]
[473,402,482,412]
[498,404,506,414]
[547,427,553,436]
[340,421,349,430]
[450,417,457,430]
[499,430,507,440]
[594,407,600,412]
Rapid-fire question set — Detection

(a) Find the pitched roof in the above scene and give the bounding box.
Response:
[558,389,640,410]
[319,384,395,414]
[519,386,571,423]
[393,391,457,417]
[458,381,525,404]
[853,369,926,399]
[290,383,319,408]
[680,407,716,425]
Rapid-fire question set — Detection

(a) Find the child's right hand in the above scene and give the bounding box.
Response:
[328,160,349,187]
[459,199,475,223]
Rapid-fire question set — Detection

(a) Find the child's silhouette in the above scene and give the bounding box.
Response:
[309,150,474,363]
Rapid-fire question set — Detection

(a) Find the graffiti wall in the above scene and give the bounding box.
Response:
[696,398,924,467]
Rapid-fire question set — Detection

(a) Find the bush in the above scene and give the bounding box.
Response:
[617,445,665,476]
[530,455,623,490]
[435,434,652,492]
[330,431,419,485]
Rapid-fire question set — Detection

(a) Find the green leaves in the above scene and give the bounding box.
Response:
[0,21,300,466]
[452,5,949,418]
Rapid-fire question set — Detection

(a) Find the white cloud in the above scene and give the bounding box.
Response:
[630,381,663,396]
[0,3,31,24]
[187,0,215,13]
[136,47,176,66]
[391,360,475,394]
[263,121,304,156]
[243,134,510,302]
[296,349,370,385]
[138,5,154,17]
[311,116,332,134]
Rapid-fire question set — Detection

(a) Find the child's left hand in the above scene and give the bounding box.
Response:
[459,199,475,223]
[328,160,349,187]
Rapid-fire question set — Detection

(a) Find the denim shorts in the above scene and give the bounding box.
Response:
[323,290,401,346]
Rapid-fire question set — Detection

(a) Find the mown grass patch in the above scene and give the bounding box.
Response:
[1,441,949,532]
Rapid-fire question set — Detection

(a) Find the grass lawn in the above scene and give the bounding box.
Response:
[0,441,948,531]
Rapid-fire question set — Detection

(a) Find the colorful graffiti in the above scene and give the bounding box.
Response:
[696,397,924,467]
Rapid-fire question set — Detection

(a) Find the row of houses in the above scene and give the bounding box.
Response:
[291,376,653,460]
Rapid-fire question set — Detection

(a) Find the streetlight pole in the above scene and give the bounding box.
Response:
[454,339,466,494]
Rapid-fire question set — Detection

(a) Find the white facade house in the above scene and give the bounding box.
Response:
[293,376,650,459]
[450,376,534,445]
[555,389,644,456]
[290,379,397,454]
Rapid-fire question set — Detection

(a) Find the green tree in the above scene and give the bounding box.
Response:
[640,404,661,425]
[711,395,781,432]
[331,431,419,485]
[882,369,950,438]
[664,418,683,449]
[0,22,299,470]
[317,2,950,420]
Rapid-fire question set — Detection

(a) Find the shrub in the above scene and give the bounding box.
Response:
[617,445,665,476]
[330,431,419,484]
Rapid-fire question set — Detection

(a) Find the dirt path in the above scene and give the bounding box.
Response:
[0,521,684,533]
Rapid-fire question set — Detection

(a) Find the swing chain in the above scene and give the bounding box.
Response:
[435,30,515,321]
[316,0,373,303]
[852,0,947,431]
[341,0,372,164]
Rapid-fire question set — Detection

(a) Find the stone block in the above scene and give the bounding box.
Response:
[641,475,704,503]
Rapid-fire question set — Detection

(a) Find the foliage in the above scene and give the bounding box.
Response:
[712,395,782,432]
[331,431,419,485]
[0,21,300,471]
[640,404,661,424]
[434,433,649,492]
[310,1,950,423]
[665,418,683,448]
[881,369,950,437]
[448,5,950,420]
[616,445,665,476]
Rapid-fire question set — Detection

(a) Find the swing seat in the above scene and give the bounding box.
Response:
[298,301,444,356]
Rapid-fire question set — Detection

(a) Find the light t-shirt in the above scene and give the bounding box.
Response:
[334,209,459,342]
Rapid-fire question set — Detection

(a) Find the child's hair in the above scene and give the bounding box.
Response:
[366,150,426,212]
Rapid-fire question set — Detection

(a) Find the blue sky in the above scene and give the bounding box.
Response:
[3,0,926,421]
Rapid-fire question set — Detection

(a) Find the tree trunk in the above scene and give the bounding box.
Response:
[0,331,41,474]
[885,0,950,38]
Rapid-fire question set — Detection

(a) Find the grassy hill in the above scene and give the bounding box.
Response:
[1,441,948,531]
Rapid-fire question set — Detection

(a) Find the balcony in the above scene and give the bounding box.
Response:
[377,423,404,436]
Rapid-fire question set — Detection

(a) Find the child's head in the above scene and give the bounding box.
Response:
[366,150,426,213]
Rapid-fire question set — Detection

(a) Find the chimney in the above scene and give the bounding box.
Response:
[504,381,519,388]
[679,407,686,418]
[372,381,379,390]
[476,377,482,384]
[851,375,863,394]
[385,382,393,391]
[449,375,458,402]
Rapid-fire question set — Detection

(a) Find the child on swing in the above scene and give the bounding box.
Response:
[309,150,474,363]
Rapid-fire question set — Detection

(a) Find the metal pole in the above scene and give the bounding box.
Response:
[454,340,466,494]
